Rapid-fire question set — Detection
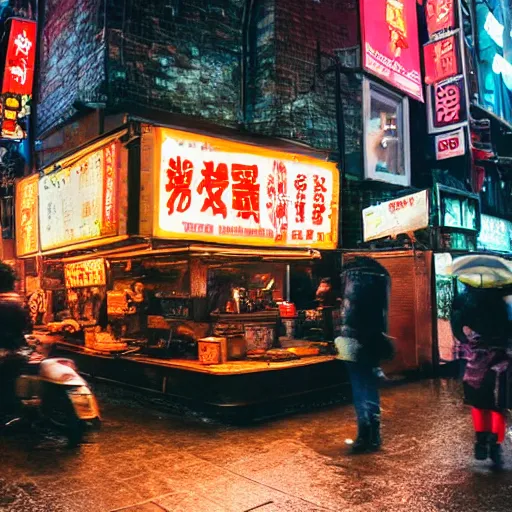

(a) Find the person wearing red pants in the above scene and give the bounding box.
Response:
[451,287,512,469]
[471,408,507,464]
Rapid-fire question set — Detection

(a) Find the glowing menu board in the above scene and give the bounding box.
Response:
[15,174,39,256]
[39,142,119,251]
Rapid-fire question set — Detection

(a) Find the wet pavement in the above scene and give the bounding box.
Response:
[1,378,512,511]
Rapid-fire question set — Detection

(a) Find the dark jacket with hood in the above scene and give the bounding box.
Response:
[336,257,394,366]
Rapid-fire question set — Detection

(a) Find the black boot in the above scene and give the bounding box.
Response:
[474,432,490,461]
[489,434,504,469]
[350,423,372,454]
[369,416,382,451]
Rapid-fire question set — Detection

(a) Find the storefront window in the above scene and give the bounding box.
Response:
[363,79,410,186]
[441,194,478,230]
[108,259,191,335]
[462,198,477,230]
[207,262,285,315]
[443,196,462,228]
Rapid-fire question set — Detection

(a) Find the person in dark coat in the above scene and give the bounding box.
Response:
[335,257,394,453]
[451,286,512,469]
[0,262,31,415]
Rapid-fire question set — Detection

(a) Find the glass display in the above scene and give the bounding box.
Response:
[441,194,478,230]
[443,196,462,227]
[462,199,477,230]
[364,79,409,186]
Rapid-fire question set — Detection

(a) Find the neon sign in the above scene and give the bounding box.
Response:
[360,0,423,102]
[424,34,460,85]
[2,19,37,96]
[103,142,118,232]
[39,141,120,251]
[15,174,39,256]
[155,128,339,249]
[64,259,106,289]
[427,74,467,133]
[435,128,465,160]
[425,0,456,38]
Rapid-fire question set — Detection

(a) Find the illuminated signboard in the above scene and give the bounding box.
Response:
[427,74,467,134]
[362,190,429,242]
[2,19,37,96]
[435,128,465,160]
[1,93,23,139]
[425,0,456,38]
[0,19,37,139]
[39,141,119,251]
[64,259,106,288]
[154,128,339,249]
[360,0,423,102]
[15,174,39,256]
[424,33,461,85]
[477,215,512,253]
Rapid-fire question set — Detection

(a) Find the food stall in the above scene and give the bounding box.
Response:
[15,125,347,415]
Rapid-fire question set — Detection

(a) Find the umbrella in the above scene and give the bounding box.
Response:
[449,254,512,288]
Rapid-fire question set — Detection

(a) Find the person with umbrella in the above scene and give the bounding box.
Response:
[450,254,512,469]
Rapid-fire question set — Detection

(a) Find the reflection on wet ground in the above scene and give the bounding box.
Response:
[1,378,511,511]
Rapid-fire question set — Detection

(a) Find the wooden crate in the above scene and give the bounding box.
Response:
[198,337,227,365]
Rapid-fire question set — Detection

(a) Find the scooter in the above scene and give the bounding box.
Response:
[3,340,101,447]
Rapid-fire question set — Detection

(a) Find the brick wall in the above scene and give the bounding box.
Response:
[107,0,244,126]
[37,0,361,158]
[37,0,105,136]
[247,0,360,155]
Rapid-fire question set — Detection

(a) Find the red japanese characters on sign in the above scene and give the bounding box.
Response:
[435,128,465,160]
[267,160,288,239]
[165,156,193,214]
[294,174,307,224]
[388,195,416,213]
[312,175,327,226]
[2,19,37,96]
[102,142,118,233]
[197,161,229,218]
[427,74,467,133]
[156,129,339,248]
[232,164,260,222]
[435,81,461,124]
[425,0,456,38]
[424,34,460,85]
[363,190,429,242]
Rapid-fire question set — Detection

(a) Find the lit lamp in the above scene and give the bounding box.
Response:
[1,93,22,139]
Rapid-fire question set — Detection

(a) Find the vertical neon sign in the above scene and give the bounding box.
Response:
[2,19,37,96]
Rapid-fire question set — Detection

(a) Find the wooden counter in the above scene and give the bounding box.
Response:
[45,336,348,415]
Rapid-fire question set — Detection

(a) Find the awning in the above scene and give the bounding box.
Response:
[48,241,151,263]
[41,128,128,175]
[106,244,322,262]
[40,235,134,259]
